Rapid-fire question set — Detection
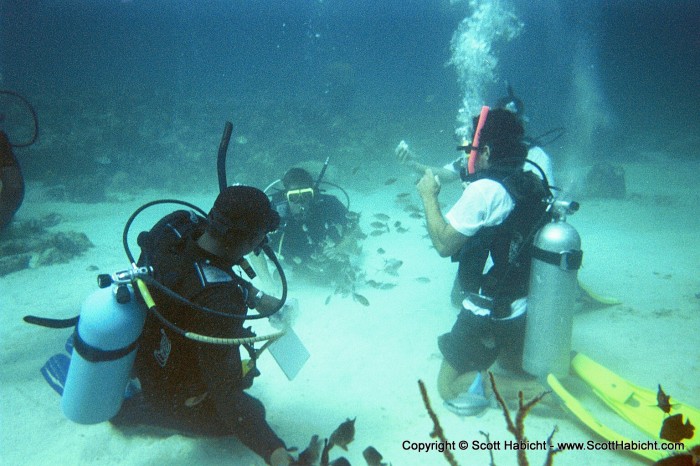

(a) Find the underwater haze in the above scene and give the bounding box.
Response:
[2,1,700,465]
[3,0,698,194]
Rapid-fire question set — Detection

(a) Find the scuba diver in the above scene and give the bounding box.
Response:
[257,165,361,282]
[0,90,38,231]
[0,130,24,230]
[416,108,553,416]
[24,121,298,465]
[109,185,293,466]
[396,84,562,307]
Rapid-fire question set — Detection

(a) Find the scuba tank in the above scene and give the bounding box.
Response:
[522,200,582,378]
[61,282,146,424]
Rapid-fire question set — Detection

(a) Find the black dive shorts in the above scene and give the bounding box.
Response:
[438,308,526,375]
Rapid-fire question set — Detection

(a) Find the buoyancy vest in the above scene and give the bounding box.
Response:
[134,211,257,403]
[455,169,551,318]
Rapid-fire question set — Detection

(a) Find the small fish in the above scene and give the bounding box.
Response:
[353,293,370,306]
[657,385,673,414]
[325,295,332,305]
[296,435,322,466]
[370,230,385,237]
[396,226,409,233]
[404,205,420,213]
[409,212,423,219]
[393,220,402,228]
[86,265,99,271]
[373,213,390,221]
[292,256,303,265]
[415,276,431,283]
[383,258,403,275]
[346,211,360,221]
[396,192,411,199]
[379,282,397,290]
[660,413,695,443]
[384,177,398,185]
[366,279,382,288]
[351,166,361,175]
[376,247,385,254]
[363,446,387,466]
[329,418,356,451]
[370,221,388,229]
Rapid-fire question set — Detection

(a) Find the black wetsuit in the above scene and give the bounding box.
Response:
[0,131,24,230]
[269,193,348,264]
[111,227,285,463]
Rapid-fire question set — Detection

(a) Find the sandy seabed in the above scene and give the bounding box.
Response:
[2,159,698,466]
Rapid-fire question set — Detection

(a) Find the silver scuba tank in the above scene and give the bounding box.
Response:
[522,200,582,378]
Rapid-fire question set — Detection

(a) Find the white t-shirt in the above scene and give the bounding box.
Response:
[444,178,514,237]
[524,146,555,187]
[443,145,555,187]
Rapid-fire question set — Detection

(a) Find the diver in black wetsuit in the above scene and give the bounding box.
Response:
[0,130,25,230]
[111,185,293,466]
[269,168,350,265]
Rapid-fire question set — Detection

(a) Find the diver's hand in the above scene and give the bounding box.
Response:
[269,447,294,466]
[417,168,441,199]
[269,297,299,330]
[395,140,414,164]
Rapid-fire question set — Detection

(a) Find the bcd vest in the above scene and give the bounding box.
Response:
[454,169,551,318]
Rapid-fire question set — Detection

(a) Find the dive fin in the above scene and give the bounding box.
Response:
[40,353,70,396]
[571,353,700,443]
[548,353,700,462]
[577,280,622,307]
[547,373,664,462]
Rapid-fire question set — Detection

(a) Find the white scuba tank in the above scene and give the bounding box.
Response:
[61,284,146,424]
[523,204,582,379]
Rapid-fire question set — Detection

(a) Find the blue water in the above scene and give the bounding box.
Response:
[3,0,697,195]
[2,2,700,465]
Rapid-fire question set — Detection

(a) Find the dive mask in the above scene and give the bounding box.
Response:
[286,188,314,204]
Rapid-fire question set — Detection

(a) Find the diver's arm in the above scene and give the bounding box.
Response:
[396,140,460,182]
[246,281,282,314]
[248,253,275,287]
[254,291,282,315]
[406,160,460,182]
[195,293,287,463]
[417,169,468,257]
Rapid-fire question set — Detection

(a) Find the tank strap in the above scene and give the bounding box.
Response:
[73,330,140,363]
[532,246,583,270]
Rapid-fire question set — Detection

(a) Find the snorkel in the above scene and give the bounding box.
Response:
[468,106,490,175]
[214,121,288,315]
[313,156,330,192]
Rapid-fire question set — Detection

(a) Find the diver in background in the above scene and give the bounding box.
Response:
[110,186,293,466]
[264,167,360,279]
[417,109,550,416]
[0,130,25,230]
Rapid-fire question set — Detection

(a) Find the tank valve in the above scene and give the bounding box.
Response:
[550,199,580,221]
[97,265,151,288]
